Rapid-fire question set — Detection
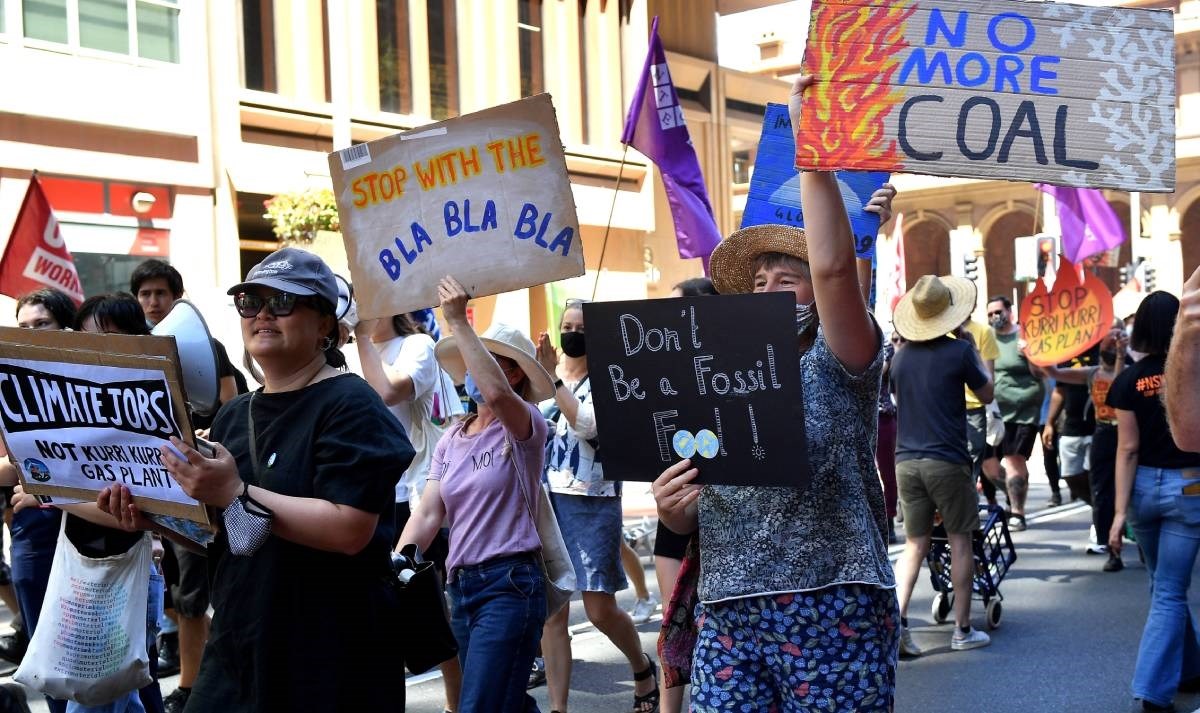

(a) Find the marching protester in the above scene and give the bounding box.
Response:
[130,258,245,713]
[1043,349,1099,507]
[890,275,995,656]
[1042,326,1129,571]
[983,295,1045,531]
[960,300,1002,510]
[534,298,660,713]
[653,74,897,712]
[354,311,464,712]
[1107,291,1200,713]
[1166,266,1200,451]
[399,276,553,713]
[102,247,414,712]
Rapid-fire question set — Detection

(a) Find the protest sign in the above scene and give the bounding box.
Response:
[1020,257,1115,367]
[742,103,889,258]
[583,293,808,488]
[796,0,1176,192]
[0,328,209,524]
[328,94,585,320]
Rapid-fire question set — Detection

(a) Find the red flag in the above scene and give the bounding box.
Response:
[1,176,84,303]
[888,212,906,312]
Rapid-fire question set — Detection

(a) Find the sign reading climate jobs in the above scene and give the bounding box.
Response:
[795,0,1176,192]
[0,358,196,509]
[584,293,809,488]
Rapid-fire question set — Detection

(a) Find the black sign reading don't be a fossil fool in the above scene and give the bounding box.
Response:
[583,293,809,488]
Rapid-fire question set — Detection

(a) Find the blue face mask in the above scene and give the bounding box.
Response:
[464,373,485,405]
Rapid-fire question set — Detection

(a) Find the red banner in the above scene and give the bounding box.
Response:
[1,176,84,304]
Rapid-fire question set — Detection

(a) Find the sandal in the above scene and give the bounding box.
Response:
[632,652,660,713]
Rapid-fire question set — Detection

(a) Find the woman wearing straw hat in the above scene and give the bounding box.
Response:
[889,275,995,656]
[399,276,555,713]
[652,74,898,712]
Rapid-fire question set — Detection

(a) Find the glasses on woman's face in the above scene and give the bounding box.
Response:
[234,291,308,318]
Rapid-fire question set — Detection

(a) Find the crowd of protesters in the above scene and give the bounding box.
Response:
[0,72,1193,713]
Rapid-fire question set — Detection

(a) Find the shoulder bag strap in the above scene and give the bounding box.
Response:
[246,393,260,479]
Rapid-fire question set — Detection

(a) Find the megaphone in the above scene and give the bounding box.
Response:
[334,274,354,321]
[152,299,220,417]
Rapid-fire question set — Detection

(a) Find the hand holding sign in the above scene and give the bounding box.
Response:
[652,458,701,535]
[159,436,243,509]
[1020,256,1115,367]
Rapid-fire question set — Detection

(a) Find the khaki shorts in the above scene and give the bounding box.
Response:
[897,459,979,536]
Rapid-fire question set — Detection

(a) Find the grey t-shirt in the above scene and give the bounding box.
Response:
[697,325,895,603]
[890,336,989,465]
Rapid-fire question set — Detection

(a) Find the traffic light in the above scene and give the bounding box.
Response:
[1144,263,1157,292]
[1036,236,1057,277]
[963,254,979,282]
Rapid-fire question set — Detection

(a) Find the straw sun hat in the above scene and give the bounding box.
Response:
[434,323,556,402]
[893,275,978,342]
[709,225,808,295]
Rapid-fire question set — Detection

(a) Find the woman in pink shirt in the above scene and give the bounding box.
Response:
[399,276,555,713]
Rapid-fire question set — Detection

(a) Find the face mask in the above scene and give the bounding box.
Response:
[464,374,485,405]
[1100,350,1117,366]
[989,314,1008,330]
[560,331,587,358]
[795,301,818,335]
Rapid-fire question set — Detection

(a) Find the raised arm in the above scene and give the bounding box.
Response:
[1167,266,1200,451]
[791,75,877,374]
[354,320,417,406]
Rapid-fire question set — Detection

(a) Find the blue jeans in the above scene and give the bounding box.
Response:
[1129,465,1200,707]
[449,553,546,713]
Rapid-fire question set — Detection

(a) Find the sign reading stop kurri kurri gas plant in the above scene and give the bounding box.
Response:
[583,293,810,488]
[795,0,1176,192]
[328,94,585,320]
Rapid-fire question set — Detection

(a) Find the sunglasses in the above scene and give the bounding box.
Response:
[234,292,314,318]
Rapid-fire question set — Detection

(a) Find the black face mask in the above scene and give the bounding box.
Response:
[1100,350,1117,366]
[560,331,586,358]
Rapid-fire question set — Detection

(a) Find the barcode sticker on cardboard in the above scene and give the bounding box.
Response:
[339,143,372,170]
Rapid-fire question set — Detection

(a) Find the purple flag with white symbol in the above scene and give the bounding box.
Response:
[622,17,722,264]
[1036,184,1128,264]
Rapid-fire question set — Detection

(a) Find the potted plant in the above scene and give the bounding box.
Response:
[262,188,340,244]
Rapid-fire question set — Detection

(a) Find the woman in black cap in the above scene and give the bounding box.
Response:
[99,247,414,712]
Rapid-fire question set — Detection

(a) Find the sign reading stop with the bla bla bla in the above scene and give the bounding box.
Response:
[796,0,1175,192]
[1020,256,1115,367]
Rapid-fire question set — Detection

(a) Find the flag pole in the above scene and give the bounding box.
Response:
[590,145,630,301]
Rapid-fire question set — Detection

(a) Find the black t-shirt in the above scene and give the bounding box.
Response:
[1107,355,1200,469]
[891,336,989,465]
[192,374,413,712]
[1058,347,1096,437]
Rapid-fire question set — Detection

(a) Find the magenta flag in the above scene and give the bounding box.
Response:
[1036,184,1128,264]
[622,17,722,263]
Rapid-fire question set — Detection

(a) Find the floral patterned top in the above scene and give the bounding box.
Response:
[697,325,895,603]
[541,377,619,498]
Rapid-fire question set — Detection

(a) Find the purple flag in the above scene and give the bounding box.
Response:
[622,17,722,263]
[1036,184,1128,264]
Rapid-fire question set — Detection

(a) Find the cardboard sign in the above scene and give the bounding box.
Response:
[583,293,809,488]
[328,94,585,320]
[0,328,209,524]
[1020,257,1115,367]
[796,0,1176,192]
[742,103,889,258]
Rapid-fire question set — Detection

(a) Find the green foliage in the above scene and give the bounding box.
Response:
[262,189,340,243]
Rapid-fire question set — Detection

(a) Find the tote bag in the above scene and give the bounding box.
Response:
[16,521,153,705]
[506,432,577,615]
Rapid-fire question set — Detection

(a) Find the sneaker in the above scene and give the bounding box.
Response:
[1104,553,1125,572]
[1086,543,1108,555]
[898,627,923,658]
[1008,515,1027,532]
[0,683,31,713]
[0,632,26,665]
[163,687,190,713]
[950,627,991,651]
[630,596,658,625]
[527,657,546,689]
[156,630,180,677]
[1047,491,1062,507]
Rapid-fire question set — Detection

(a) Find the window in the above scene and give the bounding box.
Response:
[376,0,412,114]
[242,0,276,92]
[22,0,178,61]
[517,0,542,97]
[427,0,458,119]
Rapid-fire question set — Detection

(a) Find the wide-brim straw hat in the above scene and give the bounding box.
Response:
[434,322,556,402]
[709,225,808,295]
[893,275,978,342]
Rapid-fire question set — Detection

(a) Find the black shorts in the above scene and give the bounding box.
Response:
[985,422,1039,460]
[653,519,691,560]
[166,540,210,618]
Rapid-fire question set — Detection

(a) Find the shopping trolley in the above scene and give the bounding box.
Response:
[925,504,1017,630]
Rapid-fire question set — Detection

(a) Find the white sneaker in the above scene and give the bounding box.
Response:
[630,596,658,624]
[899,627,923,658]
[950,627,991,651]
[1086,543,1108,555]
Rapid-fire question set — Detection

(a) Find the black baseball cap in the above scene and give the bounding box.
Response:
[227,247,339,311]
